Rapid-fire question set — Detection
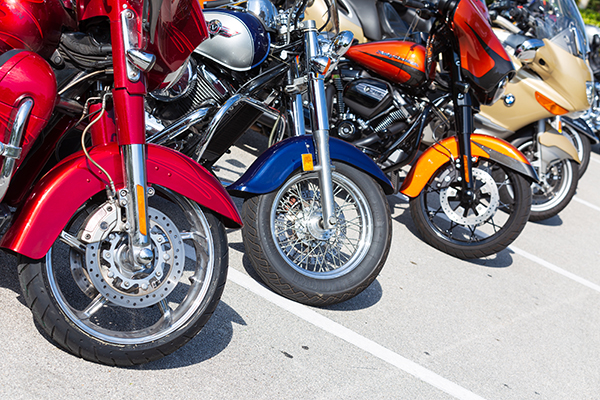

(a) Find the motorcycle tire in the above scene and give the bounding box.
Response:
[409,158,531,259]
[514,137,579,221]
[18,186,228,366]
[241,162,392,306]
[562,124,591,178]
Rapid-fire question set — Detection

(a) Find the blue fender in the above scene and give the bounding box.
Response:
[227,136,394,196]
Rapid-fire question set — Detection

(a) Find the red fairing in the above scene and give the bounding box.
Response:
[0,0,76,59]
[1,143,243,259]
[145,0,209,90]
[77,0,209,91]
[345,41,432,87]
[452,0,510,79]
[0,51,57,169]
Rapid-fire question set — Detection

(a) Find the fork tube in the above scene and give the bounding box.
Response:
[304,20,336,228]
[111,4,153,267]
[450,52,475,198]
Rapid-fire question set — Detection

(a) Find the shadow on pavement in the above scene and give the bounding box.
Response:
[134,300,246,370]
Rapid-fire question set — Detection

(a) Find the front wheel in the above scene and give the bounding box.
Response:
[409,158,531,259]
[241,162,392,306]
[18,186,228,366]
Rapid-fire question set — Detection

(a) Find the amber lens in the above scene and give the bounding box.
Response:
[535,92,568,115]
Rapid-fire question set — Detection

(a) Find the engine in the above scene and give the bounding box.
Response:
[330,66,419,157]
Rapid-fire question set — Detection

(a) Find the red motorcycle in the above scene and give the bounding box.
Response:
[0,0,242,365]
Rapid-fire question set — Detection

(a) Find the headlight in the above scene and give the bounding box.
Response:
[586,81,594,106]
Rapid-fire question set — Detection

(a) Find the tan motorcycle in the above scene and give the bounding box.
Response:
[467,0,593,221]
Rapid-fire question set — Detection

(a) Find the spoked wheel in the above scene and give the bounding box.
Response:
[18,186,228,366]
[562,124,591,178]
[409,159,531,259]
[515,138,579,221]
[241,162,391,306]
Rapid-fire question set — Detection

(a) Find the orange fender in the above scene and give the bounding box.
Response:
[400,134,538,198]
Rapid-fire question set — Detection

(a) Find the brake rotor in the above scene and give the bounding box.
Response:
[440,167,500,226]
[82,207,185,308]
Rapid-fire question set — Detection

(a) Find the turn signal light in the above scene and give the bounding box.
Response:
[535,92,568,115]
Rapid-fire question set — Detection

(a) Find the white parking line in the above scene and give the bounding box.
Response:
[591,155,600,164]
[226,268,487,400]
[573,196,600,212]
[509,245,600,294]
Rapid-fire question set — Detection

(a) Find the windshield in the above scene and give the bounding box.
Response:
[526,0,588,58]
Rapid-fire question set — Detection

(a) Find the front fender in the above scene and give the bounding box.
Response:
[400,134,539,198]
[1,143,242,259]
[227,136,394,196]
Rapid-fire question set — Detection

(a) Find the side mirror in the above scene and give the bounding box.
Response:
[515,38,545,63]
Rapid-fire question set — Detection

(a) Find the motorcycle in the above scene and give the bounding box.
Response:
[141,0,394,306]
[465,0,594,220]
[0,0,243,365]
[581,23,600,153]
[327,0,539,259]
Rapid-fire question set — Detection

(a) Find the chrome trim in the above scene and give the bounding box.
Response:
[0,98,34,202]
[146,104,215,145]
[194,94,284,162]
[121,9,141,82]
[126,49,156,72]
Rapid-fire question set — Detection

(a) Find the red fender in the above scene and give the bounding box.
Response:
[1,143,242,259]
[400,134,538,198]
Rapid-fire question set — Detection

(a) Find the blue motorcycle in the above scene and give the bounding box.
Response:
[144,0,393,306]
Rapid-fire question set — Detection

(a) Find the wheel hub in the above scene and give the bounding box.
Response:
[84,207,185,308]
[440,168,499,226]
[294,208,334,242]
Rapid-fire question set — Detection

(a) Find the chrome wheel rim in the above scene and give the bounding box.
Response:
[47,187,214,345]
[270,171,373,279]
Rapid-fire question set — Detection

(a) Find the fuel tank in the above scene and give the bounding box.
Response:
[195,10,271,71]
[0,0,76,59]
[345,41,432,87]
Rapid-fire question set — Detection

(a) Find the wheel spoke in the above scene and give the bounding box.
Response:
[158,300,173,327]
[77,294,109,321]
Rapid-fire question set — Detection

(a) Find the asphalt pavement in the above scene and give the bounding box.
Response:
[0,132,599,399]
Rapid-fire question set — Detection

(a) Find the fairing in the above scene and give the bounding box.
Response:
[1,143,242,259]
[77,0,209,90]
[227,136,394,196]
[452,0,514,104]
[0,0,77,59]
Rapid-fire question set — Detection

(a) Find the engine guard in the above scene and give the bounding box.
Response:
[1,143,242,260]
[226,136,394,196]
[400,134,539,198]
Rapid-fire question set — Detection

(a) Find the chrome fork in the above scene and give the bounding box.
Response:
[121,144,154,268]
[303,20,337,229]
